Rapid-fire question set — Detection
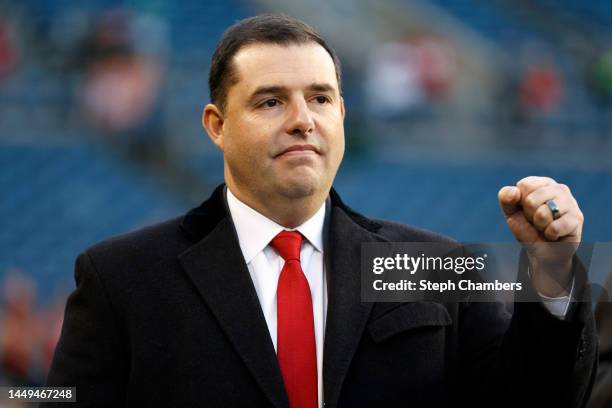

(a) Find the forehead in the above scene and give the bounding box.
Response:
[230,43,339,94]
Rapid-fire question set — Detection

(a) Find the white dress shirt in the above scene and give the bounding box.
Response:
[226,188,327,408]
[530,267,574,318]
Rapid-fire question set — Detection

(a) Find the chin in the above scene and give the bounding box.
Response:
[278,178,320,199]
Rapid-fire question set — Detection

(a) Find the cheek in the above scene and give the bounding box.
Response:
[321,118,345,160]
[333,132,346,166]
[225,118,263,152]
[232,113,277,146]
[224,125,273,172]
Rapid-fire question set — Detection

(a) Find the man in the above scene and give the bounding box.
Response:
[45,14,596,407]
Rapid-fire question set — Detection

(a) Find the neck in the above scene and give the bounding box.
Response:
[226,183,326,229]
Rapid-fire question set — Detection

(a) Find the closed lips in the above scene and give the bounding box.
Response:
[276,145,319,156]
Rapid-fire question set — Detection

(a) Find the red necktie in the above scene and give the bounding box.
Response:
[270,230,318,408]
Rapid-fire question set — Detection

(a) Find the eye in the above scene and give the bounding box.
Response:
[314,95,329,104]
[261,98,279,108]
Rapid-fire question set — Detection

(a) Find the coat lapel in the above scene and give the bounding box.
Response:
[178,186,289,408]
[178,186,386,408]
[323,191,386,407]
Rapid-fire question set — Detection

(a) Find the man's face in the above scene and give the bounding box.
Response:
[215,42,345,204]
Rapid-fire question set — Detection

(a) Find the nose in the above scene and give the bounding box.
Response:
[285,98,314,137]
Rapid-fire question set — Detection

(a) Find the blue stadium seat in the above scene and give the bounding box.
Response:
[0,144,184,302]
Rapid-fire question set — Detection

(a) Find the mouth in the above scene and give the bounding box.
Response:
[275,144,320,158]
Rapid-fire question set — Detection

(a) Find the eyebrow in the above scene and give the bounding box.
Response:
[308,83,335,93]
[248,83,337,102]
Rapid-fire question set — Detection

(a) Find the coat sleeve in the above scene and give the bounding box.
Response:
[455,255,597,408]
[42,251,128,407]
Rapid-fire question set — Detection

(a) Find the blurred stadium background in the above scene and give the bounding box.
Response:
[1,0,611,389]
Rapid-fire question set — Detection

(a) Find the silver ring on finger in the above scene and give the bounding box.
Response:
[546,199,561,220]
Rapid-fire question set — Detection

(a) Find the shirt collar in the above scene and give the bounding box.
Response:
[226,187,326,264]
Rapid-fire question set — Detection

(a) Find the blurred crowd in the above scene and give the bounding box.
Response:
[364,34,456,118]
[364,33,612,133]
[0,4,169,163]
[0,272,65,388]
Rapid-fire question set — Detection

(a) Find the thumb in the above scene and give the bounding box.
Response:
[498,186,521,219]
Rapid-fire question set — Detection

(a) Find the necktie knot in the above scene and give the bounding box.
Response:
[270,230,302,262]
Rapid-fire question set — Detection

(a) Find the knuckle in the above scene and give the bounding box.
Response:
[518,176,555,189]
[558,183,570,194]
[517,176,530,185]
[517,177,533,188]
[533,209,541,224]
[525,196,537,209]
[545,227,559,240]
[535,206,549,223]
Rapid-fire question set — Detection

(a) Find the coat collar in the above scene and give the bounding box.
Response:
[178,184,386,408]
[179,184,383,243]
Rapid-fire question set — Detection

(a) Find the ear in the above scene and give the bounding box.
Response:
[340,96,346,120]
[202,103,225,150]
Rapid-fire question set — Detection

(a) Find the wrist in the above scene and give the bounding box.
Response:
[529,258,573,297]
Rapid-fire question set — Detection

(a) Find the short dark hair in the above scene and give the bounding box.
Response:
[208,14,342,112]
